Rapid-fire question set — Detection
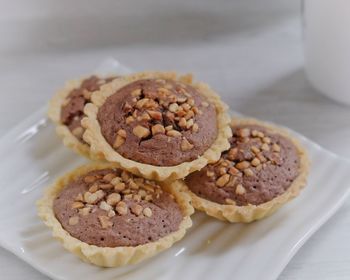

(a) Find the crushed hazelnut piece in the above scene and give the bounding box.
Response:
[114,182,126,192]
[263,137,271,144]
[228,166,239,175]
[186,119,194,129]
[236,161,250,170]
[113,135,125,148]
[206,170,215,177]
[121,170,130,182]
[257,131,265,138]
[235,184,246,195]
[143,207,153,217]
[126,116,135,124]
[151,124,165,135]
[103,173,116,182]
[261,143,270,151]
[219,167,227,175]
[181,137,194,151]
[84,175,96,184]
[165,125,173,131]
[75,193,83,201]
[131,204,143,216]
[106,193,121,206]
[244,168,254,176]
[131,89,141,97]
[84,190,105,204]
[98,216,113,229]
[108,210,116,218]
[179,117,187,128]
[99,201,112,212]
[192,123,199,132]
[251,146,260,154]
[167,130,182,137]
[72,127,84,138]
[68,216,79,226]
[169,103,179,112]
[88,183,99,193]
[117,129,127,138]
[79,207,91,216]
[116,201,128,215]
[147,110,162,120]
[71,201,84,209]
[251,157,261,167]
[272,143,281,152]
[201,101,209,107]
[227,148,238,160]
[133,125,150,139]
[216,174,230,187]
[99,183,113,190]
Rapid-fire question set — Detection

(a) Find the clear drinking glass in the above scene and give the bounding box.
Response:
[303,0,350,106]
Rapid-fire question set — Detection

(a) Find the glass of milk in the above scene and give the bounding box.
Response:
[303,0,350,105]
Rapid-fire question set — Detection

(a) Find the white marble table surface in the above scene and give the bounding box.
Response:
[1,0,350,279]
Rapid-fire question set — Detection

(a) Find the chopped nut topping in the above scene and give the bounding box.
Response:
[71,201,84,209]
[151,124,165,135]
[84,190,105,204]
[244,168,254,177]
[251,146,260,154]
[126,116,135,124]
[98,215,113,229]
[99,183,113,190]
[143,207,153,217]
[108,210,116,218]
[216,174,230,187]
[228,166,239,175]
[84,175,96,184]
[117,129,127,138]
[235,161,250,170]
[114,182,126,192]
[167,130,182,137]
[235,184,246,195]
[181,137,194,151]
[192,123,199,132]
[116,201,128,215]
[103,173,116,182]
[263,137,271,144]
[99,201,112,212]
[227,148,238,160]
[169,103,179,112]
[251,157,261,167]
[201,101,209,107]
[261,143,270,151]
[88,183,99,193]
[131,204,143,216]
[133,125,150,139]
[147,110,162,120]
[179,117,187,128]
[106,193,121,206]
[75,193,84,201]
[68,216,79,226]
[113,135,125,148]
[79,207,91,216]
[272,143,281,152]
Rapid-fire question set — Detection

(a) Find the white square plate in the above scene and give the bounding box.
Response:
[1,60,350,280]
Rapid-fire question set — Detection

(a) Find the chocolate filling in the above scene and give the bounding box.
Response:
[97,79,218,166]
[185,125,300,206]
[53,169,183,247]
[60,76,117,142]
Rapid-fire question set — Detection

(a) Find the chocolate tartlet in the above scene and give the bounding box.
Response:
[181,118,309,223]
[82,72,231,181]
[37,163,193,267]
[48,75,118,158]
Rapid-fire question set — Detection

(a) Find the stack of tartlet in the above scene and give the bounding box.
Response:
[38,71,309,267]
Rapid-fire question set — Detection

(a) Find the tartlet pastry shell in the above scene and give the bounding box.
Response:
[179,117,310,223]
[37,162,194,267]
[82,72,232,181]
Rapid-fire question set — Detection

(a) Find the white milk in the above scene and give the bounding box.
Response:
[304,0,350,105]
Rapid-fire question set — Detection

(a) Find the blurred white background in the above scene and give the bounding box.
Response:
[0,0,350,279]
